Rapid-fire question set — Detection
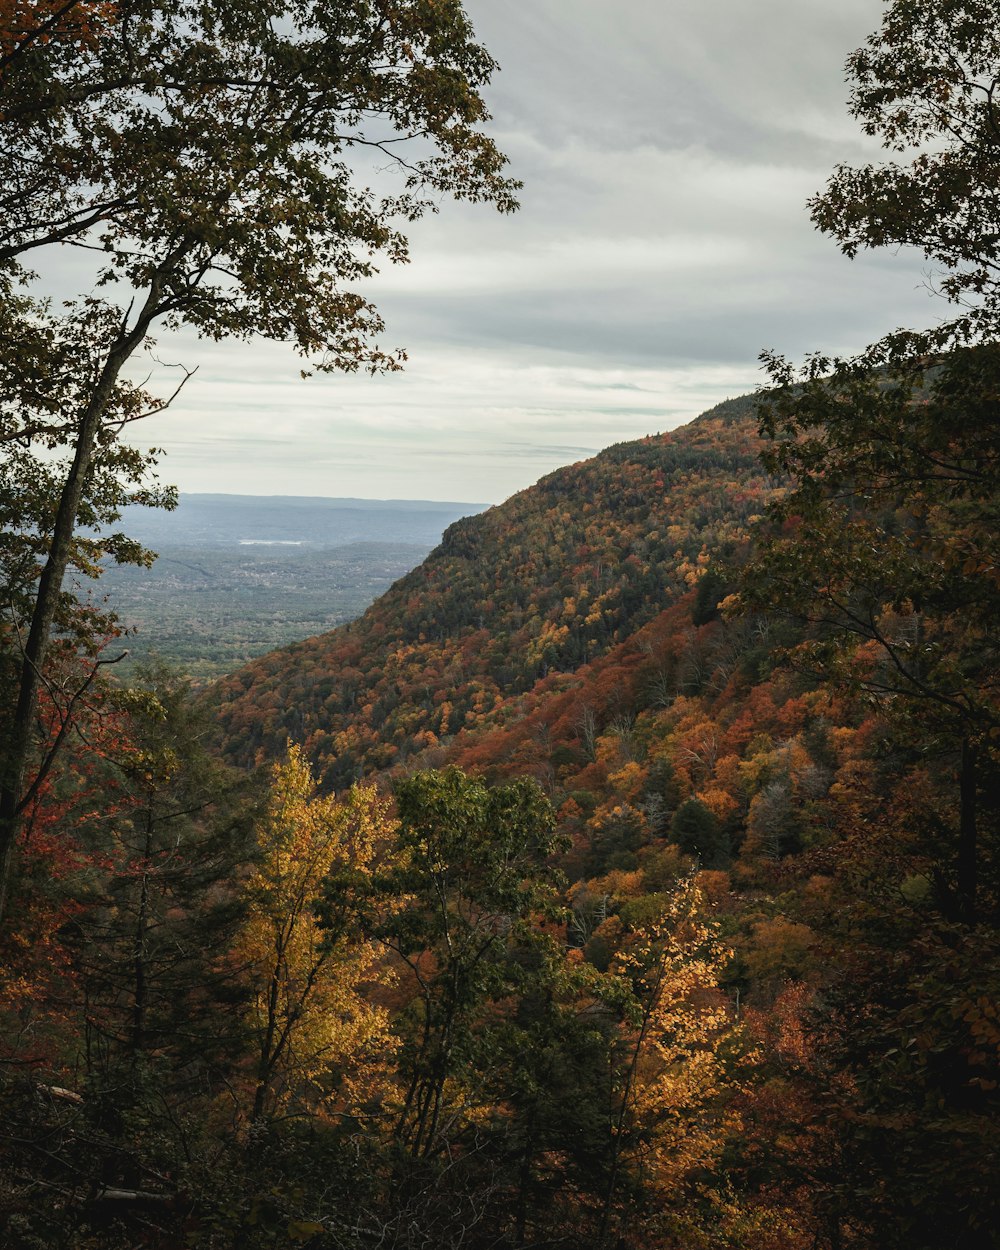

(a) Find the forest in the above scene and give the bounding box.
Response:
[1,2,998,1249]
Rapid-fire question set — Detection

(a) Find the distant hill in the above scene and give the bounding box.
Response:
[209,396,775,783]
[114,492,486,548]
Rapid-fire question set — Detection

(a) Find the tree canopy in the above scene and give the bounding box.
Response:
[0,0,519,916]
[809,0,1000,349]
[728,3,1000,1242]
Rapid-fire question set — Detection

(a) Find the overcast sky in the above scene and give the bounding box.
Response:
[124,0,936,504]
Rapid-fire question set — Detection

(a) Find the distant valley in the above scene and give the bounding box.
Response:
[100,494,486,679]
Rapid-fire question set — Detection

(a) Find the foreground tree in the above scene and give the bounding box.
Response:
[0,668,257,1248]
[316,766,621,1247]
[0,0,519,917]
[599,875,740,1248]
[731,3,1000,1244]
[808,0,1000,350]
[240,745,393,1124]
[360,767,562,1161]
[739,346,999,923]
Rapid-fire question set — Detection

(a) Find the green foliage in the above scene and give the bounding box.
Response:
[6,5,1000,1246]
[808,0,1000,347]
[585,802,647,875]
[692,565,729,626]
[670,798,728,868]
[326,766,564,1158]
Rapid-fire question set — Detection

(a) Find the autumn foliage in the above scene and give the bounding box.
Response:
[3,0,1000,1239]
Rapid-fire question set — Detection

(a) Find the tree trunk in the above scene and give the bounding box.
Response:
[0,268,172,920]
[958,736,978,926]
[513,1108,537,1249]
[130,802,155,1057]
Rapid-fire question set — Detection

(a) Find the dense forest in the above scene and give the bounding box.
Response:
[211,395,767,783]
[2,2,999,1249]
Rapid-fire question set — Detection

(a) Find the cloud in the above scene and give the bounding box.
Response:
[73,0,944,503]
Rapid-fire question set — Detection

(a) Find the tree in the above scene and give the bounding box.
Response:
[69,667,253,1078]
[477,947,623,1250]
[670,797,729,868]
[734,0,1000,928]
[0,667,259,1248]
[0,0,519,917]
[729,4,1000,1244]
[0,303,174,919]
[739,344,999,924]
[808,0,1000,350]
[599,875,739,1248]
[240,745,392,1124]
[313,766,589,1247]
[0,0,107,67]
[321,767,562,1159]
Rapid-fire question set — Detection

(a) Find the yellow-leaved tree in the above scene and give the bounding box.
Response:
[240,745,395,1123]
[602,874,744,1245]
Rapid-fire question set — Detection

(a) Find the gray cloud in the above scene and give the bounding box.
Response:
[79,0,942,502]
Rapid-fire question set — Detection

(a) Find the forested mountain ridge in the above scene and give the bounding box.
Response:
[211,396,774,785]
[4,0,999,1245]
[204,356,999,1249]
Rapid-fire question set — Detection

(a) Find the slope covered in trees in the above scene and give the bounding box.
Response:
[212,394,770,786]
[4,346,997,1246]
[205,345,999,1247]
[3,0,999,1245]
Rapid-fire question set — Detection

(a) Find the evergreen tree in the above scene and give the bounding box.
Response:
[670,798,729,868]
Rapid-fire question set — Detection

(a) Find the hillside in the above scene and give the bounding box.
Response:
[206,378,998,1246]
[9,374,999,1250]
[211,395,772,785]
[6,0,1000,1242]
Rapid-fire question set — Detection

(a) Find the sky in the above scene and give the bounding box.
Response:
[114,0,937,504]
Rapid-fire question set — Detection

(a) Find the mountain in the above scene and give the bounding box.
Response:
[11,382,996,1248]
[207,384,997,1243]
[210,395,772,784]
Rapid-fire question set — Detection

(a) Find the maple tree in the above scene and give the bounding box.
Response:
[0,0,109,65]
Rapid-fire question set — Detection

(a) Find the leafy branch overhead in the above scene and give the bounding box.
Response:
[809,0,1000,349]
[1,0,520,367]
[0,0,519,918]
